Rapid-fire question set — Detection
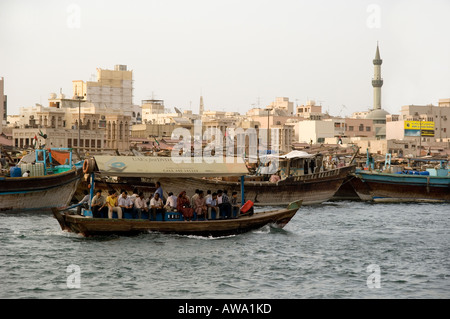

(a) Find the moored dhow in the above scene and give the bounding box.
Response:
[352,168,450,203]
[0,148,83,212]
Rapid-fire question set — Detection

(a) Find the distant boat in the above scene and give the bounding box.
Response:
[350,154,450,203]
[0,148,83,212]
[351,168,450,203]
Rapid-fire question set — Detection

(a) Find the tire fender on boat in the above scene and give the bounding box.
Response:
[83,158,95,174]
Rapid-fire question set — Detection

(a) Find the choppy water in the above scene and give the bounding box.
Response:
[0,201,448,299]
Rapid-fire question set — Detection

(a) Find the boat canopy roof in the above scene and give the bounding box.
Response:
[266,150,315,160]
[93,156,249,178]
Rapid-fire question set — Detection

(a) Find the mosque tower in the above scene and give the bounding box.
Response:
[199,95,204,115]
[372,43,383,110]
[365,43,389,139]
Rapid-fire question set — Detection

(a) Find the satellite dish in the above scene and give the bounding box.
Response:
[174,107,182,114]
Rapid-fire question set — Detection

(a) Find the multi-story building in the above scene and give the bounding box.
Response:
[386,98,450,142]
[11,65,134,153]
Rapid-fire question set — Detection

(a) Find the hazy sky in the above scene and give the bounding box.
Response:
[1,0,449,117]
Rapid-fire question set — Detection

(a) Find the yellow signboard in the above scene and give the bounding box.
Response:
[404,121,435,137]
[404,121,434,130]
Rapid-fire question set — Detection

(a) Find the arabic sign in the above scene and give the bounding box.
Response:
[404,121,435,137]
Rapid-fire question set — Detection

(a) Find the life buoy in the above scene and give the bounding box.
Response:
[83,158,95,174]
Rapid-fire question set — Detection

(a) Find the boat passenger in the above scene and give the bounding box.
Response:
[106,190,122,219]
[269,172,281,183]
[130,188,139,205]
[119,191,134,218]
[77,190,91,215]
[191,189,200,210]
[231,191,240,218]
[22,170,30,177]
[134,192,149,219]
[150,192,165,221]
[205,190,212,203]
[217,190,231,219]
[164,192,177,212]
[194,190,207,220]
[154,182,164,203]
[91,190,108,218]
[206,192,220,220]
[177,191,194,221]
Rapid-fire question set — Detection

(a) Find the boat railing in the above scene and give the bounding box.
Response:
[292,167,339,182]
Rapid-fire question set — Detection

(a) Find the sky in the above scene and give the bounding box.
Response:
[0,0,449,117]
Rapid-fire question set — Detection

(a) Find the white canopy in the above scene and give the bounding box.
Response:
[265,150,315,160]
[94,156,249,178]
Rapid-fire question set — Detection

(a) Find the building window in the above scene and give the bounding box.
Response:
[359,124,364,131]
[349,126,354,131]
[366,126,371,132]
[97,140,101,148]
[68,139,72,148]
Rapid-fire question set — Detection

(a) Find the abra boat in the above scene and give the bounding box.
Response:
[80,151,355,206]
[52,201,301,237]
[351,157,450,203]
[0,148,83,212]
[52,156,302,237]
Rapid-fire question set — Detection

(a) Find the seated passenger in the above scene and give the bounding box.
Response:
[118,191,134,218]
[194,190,207,220]
[134,192,149,219]
[164,192,177,212]
[91,190,108,218]
[106,190,122,219]
[206,192,220,219]
[191,189,200,211]
[150,192,165,221]
[177,191,194,221]
[217,189,231,219]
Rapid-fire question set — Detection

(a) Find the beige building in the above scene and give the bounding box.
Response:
[296,100,323,120]
[266,97,294,115]
[386,99,450,142]
[11,65,134,153]
[72,64,141,124]
[344,118,375,138]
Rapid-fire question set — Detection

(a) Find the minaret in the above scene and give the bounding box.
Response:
[199,96,204,115]
[372,43,383,110]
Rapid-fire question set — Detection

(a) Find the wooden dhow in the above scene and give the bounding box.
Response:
[53,200,301,237]
[0,148,82,212]
[53,156,302,237]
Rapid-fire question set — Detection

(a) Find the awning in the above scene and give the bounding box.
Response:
[93,156,249,178]
[265,150,315,160]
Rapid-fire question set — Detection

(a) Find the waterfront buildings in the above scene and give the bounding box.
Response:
[11,65,133,153]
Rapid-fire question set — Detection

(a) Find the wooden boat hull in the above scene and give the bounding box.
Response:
[157,165,355,206]
[352,171,450,202]
[0,168,82,212]
[52,201,302,237]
